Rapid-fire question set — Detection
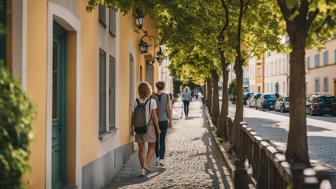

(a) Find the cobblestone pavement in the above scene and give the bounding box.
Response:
[104,100,232,189]
[228,104,336,168]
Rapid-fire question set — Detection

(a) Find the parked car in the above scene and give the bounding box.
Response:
[247,93,261,107]
[306,95,336,116]
[243,92,254,105]
[274,96,289,112]
[256,93,277,110]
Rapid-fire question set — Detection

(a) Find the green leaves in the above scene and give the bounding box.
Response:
[0,62,35,189]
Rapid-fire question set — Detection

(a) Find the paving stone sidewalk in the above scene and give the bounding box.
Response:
[104,100,232,189]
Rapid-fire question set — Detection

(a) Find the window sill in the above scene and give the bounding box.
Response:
[99,128,118,141]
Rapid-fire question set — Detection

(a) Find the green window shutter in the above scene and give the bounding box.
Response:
[109,9,116,37]
[99,5,106,27]
[99,49,106,135]
[109,55,116,130]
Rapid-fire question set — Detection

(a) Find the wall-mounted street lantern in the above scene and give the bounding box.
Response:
[155,47,164,64]
[139,39,149,54]
[135,10,164,65]
[135,10,144,29]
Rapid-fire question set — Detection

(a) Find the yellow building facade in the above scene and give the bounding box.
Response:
[306,38,336,96]
[2,0,159,188]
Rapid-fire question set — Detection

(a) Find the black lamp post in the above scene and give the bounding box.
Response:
[135,10,144,29]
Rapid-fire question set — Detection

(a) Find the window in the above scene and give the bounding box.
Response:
[315,54,320,67]
[99,5,106,26]
[99,49,107,135]
[109,56,116,129]
[282,81,285,94]
[314,78,320,92]
[306,56,310,69]
[109,8,116,36]
[323,51,328,66]
[323,77,329,92]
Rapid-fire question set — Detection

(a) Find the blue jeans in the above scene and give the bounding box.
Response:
[183,100,190,116]
[155,121,168,159]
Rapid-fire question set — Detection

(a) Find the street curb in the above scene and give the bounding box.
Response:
[202,106,237,184]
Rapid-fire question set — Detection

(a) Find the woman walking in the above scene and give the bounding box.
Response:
[130,82,161,176]
[152,81,173,167]
[181,86,192,118]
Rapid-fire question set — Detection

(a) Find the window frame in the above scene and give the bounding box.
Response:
[108,55,116,130]
[109,8,116,37]
[323,51,328,66]
[99,5,107,27]
[323,77,329,92]
[99,48,107,136]
[306,56,310,69]
[314,54,320,67]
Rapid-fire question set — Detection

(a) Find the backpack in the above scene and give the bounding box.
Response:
[133,98,152,134]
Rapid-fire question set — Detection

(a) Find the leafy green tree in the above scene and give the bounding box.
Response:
[219,0,282,149]
[275,0,336,164]
[85,0,282,144]
[0,62,35,189]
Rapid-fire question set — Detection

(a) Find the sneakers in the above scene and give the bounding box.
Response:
[144,165,152,173]
[159,159,164,166]
[156,158,165,167]
[141,168,146,176]
[156,158,160,166]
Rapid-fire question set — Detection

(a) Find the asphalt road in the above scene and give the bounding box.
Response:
[228,104,336,168]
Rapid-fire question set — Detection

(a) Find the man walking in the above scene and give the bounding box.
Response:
[152,81,173,166]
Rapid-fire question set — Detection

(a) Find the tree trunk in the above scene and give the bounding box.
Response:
[206,78,212,113]
[218,50,229,139]
[233,59,244,151]
[286,24,309,165]
[211,69,220,126]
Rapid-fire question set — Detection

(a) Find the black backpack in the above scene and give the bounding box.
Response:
[133,98,152,134]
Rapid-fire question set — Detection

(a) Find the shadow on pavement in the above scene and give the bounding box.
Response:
[104,157,166,188]
[199,111,234,189]
[307,125,331,132]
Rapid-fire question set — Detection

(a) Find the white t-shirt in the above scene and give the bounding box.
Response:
[132,97,157,122]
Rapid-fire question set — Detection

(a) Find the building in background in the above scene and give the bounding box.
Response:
[227,63,249,92]
[264,52,289,96]
[255,56,265,93]
[1,1,159,188]
[243,65,249,91]
[247,57,256,92]
[159,58,173,94]
[306,37,336,96]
